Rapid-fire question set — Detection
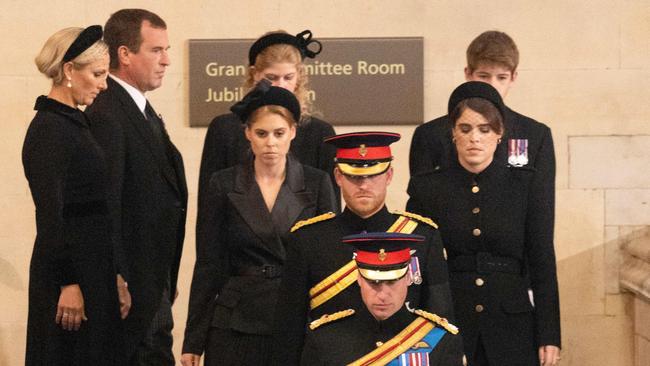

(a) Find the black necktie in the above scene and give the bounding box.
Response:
[145,101,166,145]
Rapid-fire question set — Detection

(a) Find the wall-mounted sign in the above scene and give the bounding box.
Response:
[188,37,423,127]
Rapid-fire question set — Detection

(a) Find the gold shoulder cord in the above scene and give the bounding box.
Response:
[309,309,355,330]
[413,309,459,335]
[392,211,439,229]
[290,212,336,233]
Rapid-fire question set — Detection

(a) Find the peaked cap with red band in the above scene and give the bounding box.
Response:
[342,232,424,281]
[324,131,401,177]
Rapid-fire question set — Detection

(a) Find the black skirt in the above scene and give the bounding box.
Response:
[204,327,272,366]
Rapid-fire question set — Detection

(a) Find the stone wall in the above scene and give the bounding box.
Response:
[620,228,650,366]
[1,1,649,364]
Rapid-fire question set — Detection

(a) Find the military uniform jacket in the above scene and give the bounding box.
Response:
[300,306,462,366]
[407,158,561,365]
[182,154,336,355]
[272,207,453,365]
[86,77,188,359]
[198,113,339,211]
[409,108,555,242]
[22,96,122,365]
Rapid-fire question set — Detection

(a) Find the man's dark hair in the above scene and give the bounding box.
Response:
[104,8,166,70]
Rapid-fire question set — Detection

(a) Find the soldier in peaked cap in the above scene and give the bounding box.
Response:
[300,232,463,366]
[271,132,456,365]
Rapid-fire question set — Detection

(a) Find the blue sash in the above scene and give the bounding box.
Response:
[387,327,446,366]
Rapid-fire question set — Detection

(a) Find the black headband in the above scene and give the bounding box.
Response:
[62,25,103,62]
[248,30,322,66]
[447,81,506,120]
[231,79,301,123]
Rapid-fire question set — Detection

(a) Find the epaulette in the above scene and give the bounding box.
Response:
[309,309,355,330]
[290,212,336,233]
[413,309,458,335]
[392,211,438,229]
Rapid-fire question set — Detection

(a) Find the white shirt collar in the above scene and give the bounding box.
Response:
[110,74,147,117]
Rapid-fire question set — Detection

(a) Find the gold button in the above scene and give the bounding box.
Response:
[472,228,481,236]
[471,186,480,193]
[472,207,480,214]
[375,341,383,348]
[475,304,484,312]
[475,278,485,286]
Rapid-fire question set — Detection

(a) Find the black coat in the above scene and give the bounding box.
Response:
[272,207,455,365]
[86,78,188,359]
[22,96,122,365]
[182,155,337,355]
[409,108,556,236]
[301,306,462,366]
[407,159,561,365]
[198,113,339,211]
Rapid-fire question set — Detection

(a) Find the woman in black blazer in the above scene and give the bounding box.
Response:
[181,82,337,366]
[22,26,122,365]
[198,29,339,212]
[407,82,561,366]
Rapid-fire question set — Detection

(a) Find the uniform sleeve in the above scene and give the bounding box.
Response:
[524,162,561,348]
[429,333,465,366]
[407,175,455,319]
[299,333,325,366]
[182,174,231,355]
[271,232,311,366]
[23,118,78,285]
[87,105,129,281]
[534,126,556,240]
[420,228,455,320]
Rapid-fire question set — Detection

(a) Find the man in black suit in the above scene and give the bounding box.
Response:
[86,9,187,366]
[409,31,555,219]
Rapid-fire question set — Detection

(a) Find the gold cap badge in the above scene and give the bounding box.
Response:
[378,249,387,261]
[359,144,367,157]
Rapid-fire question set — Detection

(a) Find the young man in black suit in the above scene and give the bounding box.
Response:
[86,9,187,366]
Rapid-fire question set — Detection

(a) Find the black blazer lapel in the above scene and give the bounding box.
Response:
[109,78,182,197]
[227,162,284,259]
[271,155,315,235]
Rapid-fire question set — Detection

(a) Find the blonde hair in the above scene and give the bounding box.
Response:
[35,27,108,85]
[245,32,313,119]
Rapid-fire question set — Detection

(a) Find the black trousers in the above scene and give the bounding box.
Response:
[130,289,175,366]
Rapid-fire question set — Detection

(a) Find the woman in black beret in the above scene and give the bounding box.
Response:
[407,82,561,366]
[181,83,337,366]
[22,26,123,365]
[197,30,339,216]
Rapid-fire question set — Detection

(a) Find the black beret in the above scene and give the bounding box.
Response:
[447,81,506,120]
[230,79,301,123]
[248,30,322,66]
[62,25,103,62]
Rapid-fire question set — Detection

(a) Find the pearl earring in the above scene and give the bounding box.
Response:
[66,78,72,88]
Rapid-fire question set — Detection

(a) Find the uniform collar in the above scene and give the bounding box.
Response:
[358,303,413,335]
[340,205,392,233]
